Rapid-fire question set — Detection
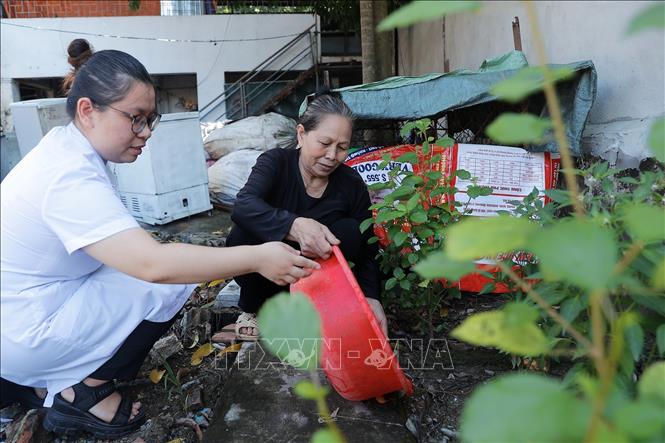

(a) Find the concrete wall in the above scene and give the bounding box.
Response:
[397,1,664,168]
[397,17,445,76]
[0,13,316,130]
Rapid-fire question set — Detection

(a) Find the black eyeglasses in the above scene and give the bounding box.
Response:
[105,104,161,134]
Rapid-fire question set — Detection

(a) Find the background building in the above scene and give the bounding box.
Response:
[396,0,664,168]
[1,7,317,131]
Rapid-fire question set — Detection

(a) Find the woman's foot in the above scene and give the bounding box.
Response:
[34,388,47,400]
[0,378,46,409]
[235,312,259,340]
[43,378,146,439]
[59,378,141,423]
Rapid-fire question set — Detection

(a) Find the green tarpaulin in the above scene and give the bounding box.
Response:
[300,51,597,155]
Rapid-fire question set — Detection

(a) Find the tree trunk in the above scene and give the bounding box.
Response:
[359,1,395,145]
[373,0,393,81]
[360,1,376,83]
[360,0,394,83]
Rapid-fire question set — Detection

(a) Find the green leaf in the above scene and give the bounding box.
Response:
[528,219,618,291]
[560,297,585,324]
[414,251,476,281]
[406,193,420,211]
[618,352,641,381]
[359,217,374,234]
[377,0,480,31]
[460,374,590,443]
[446,216,537,260]
[624,322,644,362]
[393,230,409,247]
[399,121,418,137]
[657,324,665,357]
[414,118,432,132]
[621,203,665,243]
[425,171,443,181]
[451,309,549,356]
[477,282,496,295]
[389,185,416,199]
[615,399,665,440]
[466,185,493,199]
[503,302,539,325]
[596,421,631,443]
[618,176,639,185]
[487,113,552,144]
[435,136,455,147]
[396,152,419,164]
[630,293,665,316]
[545,189,571,205]
[257,292,321,370]
[375,210,404,224]
[646,258,665,289]
[385,277,398,290]
[455,169,471,180]
[627,3,665,35]
[538,283,571,306]
[368,181,391,191]
[399,279,411,290]
[647,117,665,162]
[490,66,575,103]
[293,380,329,400]
[415,227,435,240]
[638,362,665,404]
[409,209,428,224]
[402,175,424,187]
[312,428,344,443]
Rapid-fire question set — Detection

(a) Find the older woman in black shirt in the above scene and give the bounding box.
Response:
[227,93,386,339]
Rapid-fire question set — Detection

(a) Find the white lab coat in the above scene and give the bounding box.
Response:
[0,123,196,407]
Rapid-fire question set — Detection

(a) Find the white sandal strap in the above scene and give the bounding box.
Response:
[235,312,258,337]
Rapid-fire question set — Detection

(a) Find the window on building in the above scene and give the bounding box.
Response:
[153,74,198,114]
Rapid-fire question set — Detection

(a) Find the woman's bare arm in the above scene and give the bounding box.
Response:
[84,228,319,285]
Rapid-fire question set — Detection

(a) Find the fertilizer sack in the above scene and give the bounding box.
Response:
[345,143,560,293]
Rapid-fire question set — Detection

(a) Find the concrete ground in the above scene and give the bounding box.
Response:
[141,206,233,246]
[144,207,416,442]
[204,342,415,443]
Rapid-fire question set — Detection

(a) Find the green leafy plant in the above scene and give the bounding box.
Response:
[360,118,491,337]
[128,0,140,12]
[258,293,346,443]
[379,1,665,442]
[497,160,665,364]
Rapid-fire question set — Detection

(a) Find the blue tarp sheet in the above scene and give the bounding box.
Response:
[300,51,597,155]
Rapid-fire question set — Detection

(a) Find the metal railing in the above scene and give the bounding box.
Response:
[199,23,318,122]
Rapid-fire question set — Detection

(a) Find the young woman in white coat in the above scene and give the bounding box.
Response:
[0,39,318,439]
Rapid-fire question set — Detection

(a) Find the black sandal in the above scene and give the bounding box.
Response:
[0,377,45,409]
[43,381,146,439]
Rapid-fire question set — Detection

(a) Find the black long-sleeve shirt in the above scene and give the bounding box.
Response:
[231,148,381,299]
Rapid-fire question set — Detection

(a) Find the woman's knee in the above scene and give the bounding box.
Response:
[329,218,362,260]
[226,225,261,248]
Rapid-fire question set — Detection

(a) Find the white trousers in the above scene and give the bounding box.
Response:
[1,265,196,407]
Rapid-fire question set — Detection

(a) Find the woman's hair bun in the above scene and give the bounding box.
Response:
[67,39,93,70]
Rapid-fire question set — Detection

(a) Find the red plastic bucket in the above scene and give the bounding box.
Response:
[291,246,414,401]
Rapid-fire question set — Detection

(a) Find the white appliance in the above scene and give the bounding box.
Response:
[108,112,212,225]
[10,98,70,157]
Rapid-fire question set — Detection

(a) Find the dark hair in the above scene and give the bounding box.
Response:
[298,91,354,133]
[62,39,154,119]
[61,39,94,95]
